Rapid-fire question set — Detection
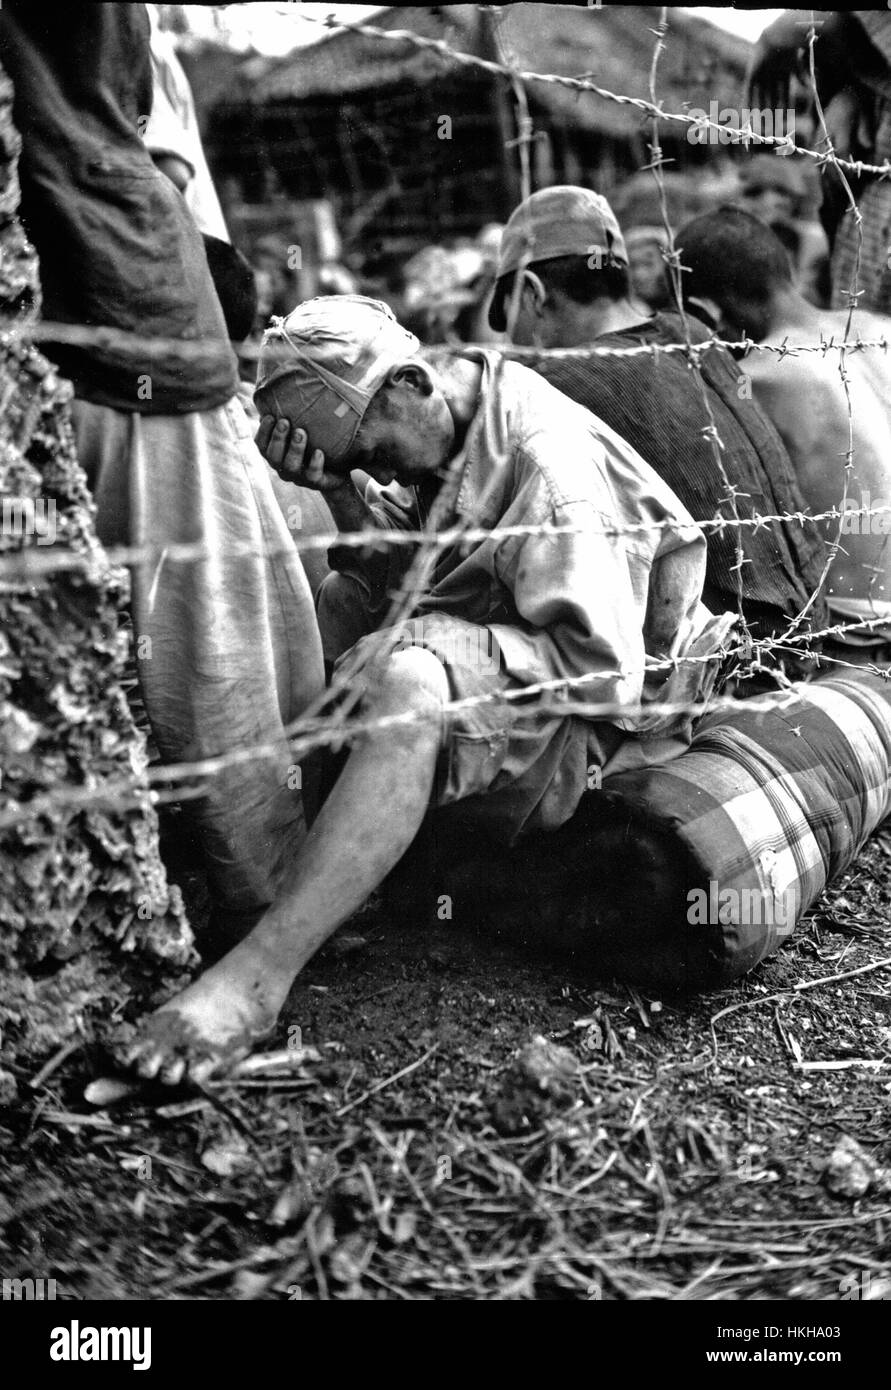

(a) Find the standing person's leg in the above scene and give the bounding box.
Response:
[71,396,325,921]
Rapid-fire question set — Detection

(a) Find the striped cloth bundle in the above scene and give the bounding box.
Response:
[590,670,891,987]
[395,671,891,992]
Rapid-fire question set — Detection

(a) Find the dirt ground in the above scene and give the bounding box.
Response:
[2,823,891,1302]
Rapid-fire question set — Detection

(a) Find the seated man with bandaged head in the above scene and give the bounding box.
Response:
[125,294,736,1083]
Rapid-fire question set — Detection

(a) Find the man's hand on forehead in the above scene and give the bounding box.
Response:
[255,416,352,494]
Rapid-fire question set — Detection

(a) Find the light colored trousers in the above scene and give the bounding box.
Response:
[71,396,325,916]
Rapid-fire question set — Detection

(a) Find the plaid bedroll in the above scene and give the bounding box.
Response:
[599,671,891,980]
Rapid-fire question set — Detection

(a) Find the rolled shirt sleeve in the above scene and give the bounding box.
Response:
[490,497,648,716]
[478,415,726,738]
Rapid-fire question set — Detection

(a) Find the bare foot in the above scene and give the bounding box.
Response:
[121,941,291,1086]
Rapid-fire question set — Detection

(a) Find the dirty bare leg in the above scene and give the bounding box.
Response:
[124,647,448,1084]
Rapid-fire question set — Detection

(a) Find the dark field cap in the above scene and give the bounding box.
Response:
[490,185,629,330]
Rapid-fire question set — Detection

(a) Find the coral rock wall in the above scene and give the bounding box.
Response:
[0,63,194,1092]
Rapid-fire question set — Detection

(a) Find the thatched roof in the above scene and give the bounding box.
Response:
[235,4,751,141]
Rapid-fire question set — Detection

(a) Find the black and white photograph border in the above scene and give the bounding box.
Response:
[1,1,890,1324]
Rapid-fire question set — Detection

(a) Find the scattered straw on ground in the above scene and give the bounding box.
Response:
[2,832,891,1301]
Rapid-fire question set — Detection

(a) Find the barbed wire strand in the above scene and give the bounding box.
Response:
[782,14,863,645]
[3,613,889,835]
[301,8,891,178]
[8,318,891,364]
[5,498,891,583]
[646,7,750,655]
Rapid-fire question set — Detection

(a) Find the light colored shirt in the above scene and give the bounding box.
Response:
[144,7,229,241]
[332,352,735,738]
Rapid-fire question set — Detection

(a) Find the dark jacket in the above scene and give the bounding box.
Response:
[534,312,828,641]
[0,1,237,413]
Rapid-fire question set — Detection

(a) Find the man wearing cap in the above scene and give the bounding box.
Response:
[489,185,828,672]
[123,292,736,1083]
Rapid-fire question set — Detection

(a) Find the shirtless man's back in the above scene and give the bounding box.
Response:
[745,302,891,620]
[679,205,891,653]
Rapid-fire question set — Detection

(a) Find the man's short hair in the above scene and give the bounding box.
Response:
[492,255,630,330]
[676,205,793,309]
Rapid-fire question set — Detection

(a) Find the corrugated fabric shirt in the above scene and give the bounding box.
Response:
[530,313,828,641]
[331,351,736,742]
